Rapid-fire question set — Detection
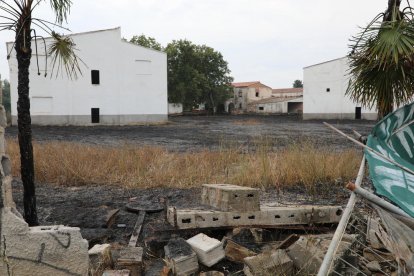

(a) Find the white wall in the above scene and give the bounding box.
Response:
[7,27,168,125]
[303,57,377,120]
[168,103,183,115]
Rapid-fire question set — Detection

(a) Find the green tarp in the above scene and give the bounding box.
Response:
[366,102,414,217]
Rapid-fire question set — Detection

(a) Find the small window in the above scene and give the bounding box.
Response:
[238,91,243,97]
[259,106,264,111]
[256,92,259,97]
[91,70,100,85]
[326,88,330,92]
[91,108,100,123]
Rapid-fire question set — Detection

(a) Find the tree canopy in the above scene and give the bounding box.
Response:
[347,0,414,119]
[165,40,233,111]
[129,35,162,51]
[293,80,303,88]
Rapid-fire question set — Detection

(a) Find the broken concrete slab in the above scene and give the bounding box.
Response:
[243,249,293,276]
[286,234,355,275]
[201,184,260,212]
[167,205,343,229]
[164,237,198,276]
[186,233,225,267]
[224,239,257,263]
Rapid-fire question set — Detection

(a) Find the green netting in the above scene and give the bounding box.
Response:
[366,102,414,217]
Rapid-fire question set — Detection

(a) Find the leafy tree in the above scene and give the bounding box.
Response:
[0,0,82,226]
[293,80,303,88]
[347,0,414,119]
[130,35,162,51]
[165,40,233,111]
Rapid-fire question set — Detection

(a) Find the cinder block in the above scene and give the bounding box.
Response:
[186,233,225,267]
[167,205,343,229]
[164,237,199,276]
[116,247,143,276]
[201,184,260,212]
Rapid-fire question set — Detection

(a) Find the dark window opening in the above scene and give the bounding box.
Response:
[239,103,242,109]
[259,106,264,111]
[91,108,100,123]
[255,92,259,97]
[91,70,100,85]
[326,88,330,92]
[238,91,242,97]
[355,107,362,120]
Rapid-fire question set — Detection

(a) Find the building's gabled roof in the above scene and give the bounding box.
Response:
[248,96,303,105]
[272,88,303,94]
[232,81,272,89]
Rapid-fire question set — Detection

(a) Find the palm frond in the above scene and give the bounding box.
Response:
[48,31,84,79]
[49,0,72,24]
[347,5,414,118]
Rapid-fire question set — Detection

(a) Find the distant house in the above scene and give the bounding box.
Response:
[7,27,168,125]
[247,96,303,114]
[272,88,303,98]
[227,81,273,113]
[303,57,377,120]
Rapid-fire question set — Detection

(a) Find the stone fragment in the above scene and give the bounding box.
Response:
[102,270,131,276]
[224,239,256,263]
[200,271,225,276]
[286,234,355,275]
[164,237,199,276]
[243,249,293,276]
[201,184,260,212]
[186,233,225,267]
[115,247,143,276]
[366,261,382,272]
[89,244,113,275]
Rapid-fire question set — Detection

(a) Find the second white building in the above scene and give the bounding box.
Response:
[303,57,377,120]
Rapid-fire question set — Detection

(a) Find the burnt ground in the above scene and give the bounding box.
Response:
[7,115,375,274]
[5,114,375,151]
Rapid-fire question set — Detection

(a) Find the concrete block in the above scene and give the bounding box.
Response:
[89,244,113,275]
[116,247,143,276]
[186,233,225,267]
[243,249,293,276]
[1,175,15,208]
[201,184,260,212]
[164,237,199,276]
[168,205,343,229]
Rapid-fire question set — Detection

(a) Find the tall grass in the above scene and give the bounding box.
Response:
[6,139,361,191]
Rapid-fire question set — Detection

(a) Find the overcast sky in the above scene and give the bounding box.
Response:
[0,0,389,88]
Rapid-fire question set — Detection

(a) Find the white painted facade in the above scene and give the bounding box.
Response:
[168,103,183,115]
[303,57,377,120]
[7,27,168,125]
[247,97,303,114]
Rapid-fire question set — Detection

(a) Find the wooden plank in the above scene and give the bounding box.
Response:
[128,211,145,247]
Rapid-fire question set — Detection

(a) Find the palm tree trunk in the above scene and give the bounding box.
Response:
[15,18,38,226]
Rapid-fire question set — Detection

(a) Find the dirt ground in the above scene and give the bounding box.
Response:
[5,114,375,151]
[8,115,374,274]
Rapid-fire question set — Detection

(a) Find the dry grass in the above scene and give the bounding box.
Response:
[6,139,361,191]
[232,119,262,125]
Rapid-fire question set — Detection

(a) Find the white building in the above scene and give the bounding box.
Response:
[247,96,303,114]
[7,27,168,125]
[303,57,377,120]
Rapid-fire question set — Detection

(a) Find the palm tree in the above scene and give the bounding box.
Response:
[347,0,414,119]
[0,0,82,226]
